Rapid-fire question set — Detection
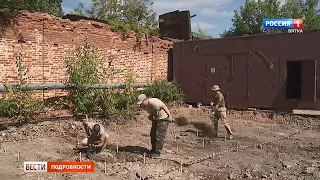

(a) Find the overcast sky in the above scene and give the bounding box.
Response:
[62,0,288,37]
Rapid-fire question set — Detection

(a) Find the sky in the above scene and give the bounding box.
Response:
[62,0,287,38]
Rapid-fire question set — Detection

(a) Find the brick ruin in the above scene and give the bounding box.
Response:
[0,11,172,99]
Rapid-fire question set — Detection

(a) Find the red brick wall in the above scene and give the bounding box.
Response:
[0,11,172,99]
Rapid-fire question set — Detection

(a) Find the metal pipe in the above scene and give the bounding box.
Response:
[0,83,155,92]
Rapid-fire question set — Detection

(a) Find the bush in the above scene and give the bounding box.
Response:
[52,96,69,110]
[97,72,138,118]
[65,43,103,118]
[0,54,43,118]
[144,80,184,103]
[65,43,140,119]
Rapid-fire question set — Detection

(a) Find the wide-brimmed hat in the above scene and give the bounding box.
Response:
[137,94,147,105]
[211,85,220,91]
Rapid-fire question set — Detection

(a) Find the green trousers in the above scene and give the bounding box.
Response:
[150,120,169,153]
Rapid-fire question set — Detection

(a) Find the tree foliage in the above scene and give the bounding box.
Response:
[192,23,213,39]
[304,0,320,29]
[221,0,320,37]
[1,0,64,18]
[72,0,159,36]
[65,43,103,117]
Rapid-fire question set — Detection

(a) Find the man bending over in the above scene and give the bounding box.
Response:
[137,94,173,158]
[81,118,109,153]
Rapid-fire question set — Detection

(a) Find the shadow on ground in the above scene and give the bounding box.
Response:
[157,158,183,165]
[118,146,149,155]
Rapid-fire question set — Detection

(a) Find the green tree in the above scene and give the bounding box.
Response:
[192,23,212,39]
[72,0,158,36]
[1,0,63,36]
[221,0,265,37]
[65,43,102,118]
[221,0,320,37]
[1,0,64,17]
[262,0,281,18]
[304,0,320,29]
[281,0,304,18]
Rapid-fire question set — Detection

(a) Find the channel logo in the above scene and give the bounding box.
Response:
[24,161,95,173]
[24,162,47,172]
[263,18,303,29]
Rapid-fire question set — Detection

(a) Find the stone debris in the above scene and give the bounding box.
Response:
[302,167,315,174]
[243,173,252,178]
[281,160,298,168]
[261,174,268,178]
[228,173,237,179]
[256,144,263,149]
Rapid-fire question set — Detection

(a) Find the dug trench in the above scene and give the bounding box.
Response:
[0,107,320,180]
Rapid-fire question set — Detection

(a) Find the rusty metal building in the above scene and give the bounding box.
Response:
[159,10,192,40]
[173,29,320,110]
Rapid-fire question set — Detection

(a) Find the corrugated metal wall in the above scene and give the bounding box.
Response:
[173,29,320,110]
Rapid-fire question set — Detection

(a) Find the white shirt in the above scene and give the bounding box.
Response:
[86,122,109,138]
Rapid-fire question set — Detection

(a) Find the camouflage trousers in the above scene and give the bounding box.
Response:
[211,110,233,136]
[150,120,169,153]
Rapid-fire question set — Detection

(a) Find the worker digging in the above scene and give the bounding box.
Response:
[210,85,234,140]
[78,116,110,159]
[136,94,174,158]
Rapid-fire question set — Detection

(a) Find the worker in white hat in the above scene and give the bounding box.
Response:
[137,94,173,158]
[210,85,233,139]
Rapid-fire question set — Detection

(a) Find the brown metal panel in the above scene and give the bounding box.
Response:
[192,38,249,108]
[196,39,232,104]
[275,32,319,109]
[203,56,229,104]
[301,60,316,102]
[248,35,280,108]
[159,10,191,40]
[178,41,204,102]
[226,39,249,109]
[172,43,181,83]
[173,29,320,110]
[167,48,174,82]
[278,33,316,60]
[226,53,248,109]
[217,58,230,105]
[159,11,180,39]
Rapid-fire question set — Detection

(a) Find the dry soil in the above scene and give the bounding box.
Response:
[0,107,319,180]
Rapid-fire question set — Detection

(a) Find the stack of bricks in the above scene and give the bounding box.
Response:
[0,11,172,99]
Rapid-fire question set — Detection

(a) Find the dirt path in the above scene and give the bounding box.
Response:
[0,107,319,180]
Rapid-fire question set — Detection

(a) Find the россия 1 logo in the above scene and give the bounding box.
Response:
[263,18,303,33]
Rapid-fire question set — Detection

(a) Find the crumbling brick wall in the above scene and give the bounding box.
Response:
[0,11,172,99]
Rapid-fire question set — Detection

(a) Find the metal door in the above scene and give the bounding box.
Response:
[205,64,219,101]
[247,53,279,108]
[204,59,229,104]
[179,57,204,103]
[226,54,248,109]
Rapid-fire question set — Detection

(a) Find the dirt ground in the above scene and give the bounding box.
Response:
[0,107,319,180]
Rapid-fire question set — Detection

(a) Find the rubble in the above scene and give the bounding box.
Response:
[281,160,298,168]
[243,173,252,178]
[302,167,315,174]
